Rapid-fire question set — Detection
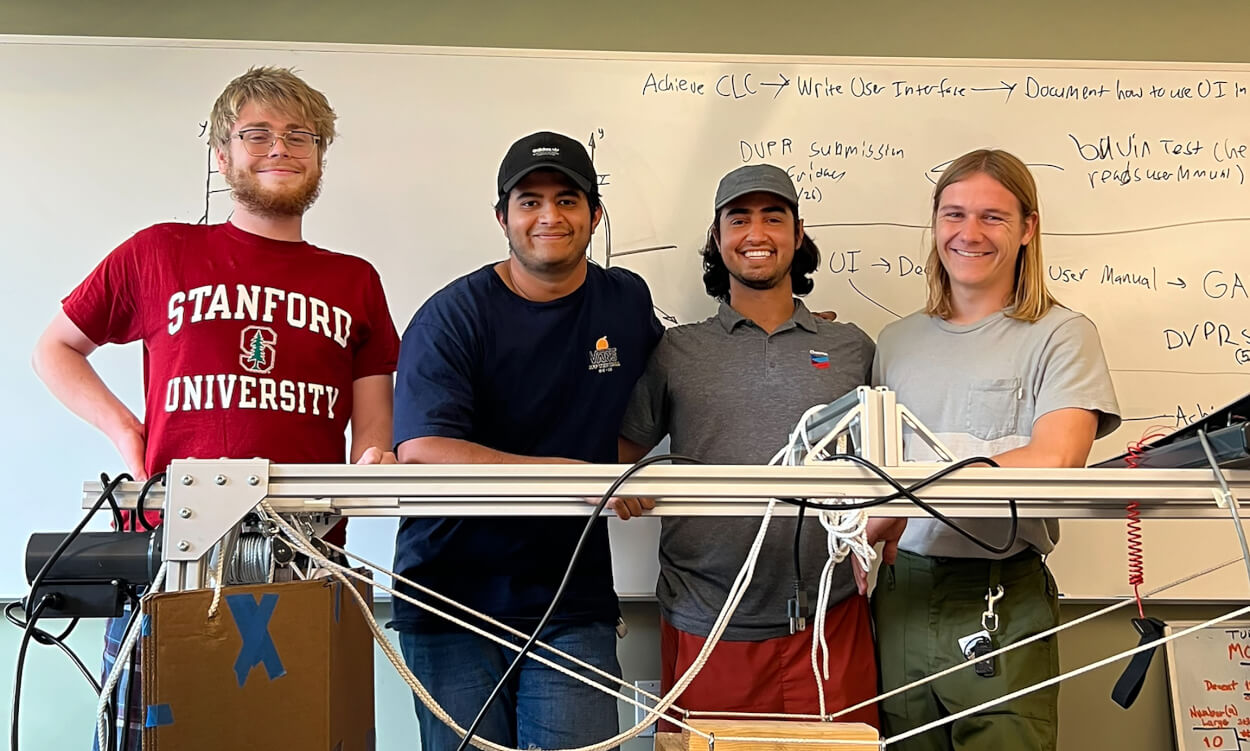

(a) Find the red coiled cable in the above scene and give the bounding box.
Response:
[1125,429,1166,617]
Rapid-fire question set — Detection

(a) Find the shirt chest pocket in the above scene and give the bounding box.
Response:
[965,377,1022,441]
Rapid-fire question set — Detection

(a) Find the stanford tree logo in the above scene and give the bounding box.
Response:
[239,326,277,374]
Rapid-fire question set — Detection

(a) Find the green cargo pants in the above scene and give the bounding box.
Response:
[872,550,1060,751]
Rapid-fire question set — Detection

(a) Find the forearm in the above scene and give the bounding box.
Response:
[618,436,650,464]
[991,408,1099,469]
[992,443,1089,469]
[397,435,577,465]
[32,337,140,441]
[350,424,393,463]
[349,375,395,463]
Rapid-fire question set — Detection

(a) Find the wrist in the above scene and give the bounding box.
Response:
[101,411,142,443]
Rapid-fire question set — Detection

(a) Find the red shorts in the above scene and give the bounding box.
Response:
[658,594,880,733]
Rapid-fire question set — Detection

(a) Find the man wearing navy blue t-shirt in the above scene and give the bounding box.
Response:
[391,131,664,750]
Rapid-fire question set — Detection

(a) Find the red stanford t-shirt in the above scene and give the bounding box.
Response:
[63,222,399,529]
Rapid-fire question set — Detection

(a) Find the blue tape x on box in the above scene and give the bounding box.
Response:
[140,576,375,751]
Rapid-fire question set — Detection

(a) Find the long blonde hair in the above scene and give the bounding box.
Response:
[924,149,1058,322]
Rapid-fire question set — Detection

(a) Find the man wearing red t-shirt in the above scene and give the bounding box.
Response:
[31,67,399,750]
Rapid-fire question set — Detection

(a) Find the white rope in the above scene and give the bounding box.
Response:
[885,601,1250,746]
[258,458,803,749]
[298,515,872,750]
[263,501,1247,748]
[771,401,876,717]
[682,557,1250,741]
[206,538,227,619]
[826,554,1247,722]
[261,500,780,750]
[190,408,1248,748]
[96,562,167,751]
[318,538,662,712]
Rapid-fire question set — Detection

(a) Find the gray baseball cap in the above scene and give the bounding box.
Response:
[714,164,799,211]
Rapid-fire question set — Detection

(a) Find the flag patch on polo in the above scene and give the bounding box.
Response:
[810,350,830,369]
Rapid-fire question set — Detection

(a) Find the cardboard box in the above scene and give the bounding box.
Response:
[141,577,375,750]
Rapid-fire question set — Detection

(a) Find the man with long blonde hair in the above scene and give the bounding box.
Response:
[871,149,1120,750]
[33,67,399,750]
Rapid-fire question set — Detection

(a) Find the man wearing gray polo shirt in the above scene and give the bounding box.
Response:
[620,164,880,730]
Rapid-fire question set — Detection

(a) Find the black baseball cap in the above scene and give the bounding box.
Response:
[497,131,597,199]
[714,164,800,211]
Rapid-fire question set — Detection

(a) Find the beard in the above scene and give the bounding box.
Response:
[728,266,791,291]
[224,159,323,218]
[724,245,793,291]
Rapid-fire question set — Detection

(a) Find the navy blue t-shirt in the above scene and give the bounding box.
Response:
[390,262,663,632]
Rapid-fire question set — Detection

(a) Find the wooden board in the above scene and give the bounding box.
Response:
[679,718,880,750]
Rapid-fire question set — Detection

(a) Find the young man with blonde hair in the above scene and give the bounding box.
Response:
[872,149,1120,750]
[33,67,399,749]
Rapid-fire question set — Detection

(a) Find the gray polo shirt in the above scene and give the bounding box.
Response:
[621,300,875,640]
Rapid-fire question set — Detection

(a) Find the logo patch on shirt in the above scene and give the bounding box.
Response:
[809,350,830,369]
[588,336,621,373]
[240,326,278,374]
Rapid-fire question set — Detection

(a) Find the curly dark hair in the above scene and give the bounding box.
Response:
[700,208,821,303]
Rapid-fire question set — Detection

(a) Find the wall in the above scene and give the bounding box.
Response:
[5,1,1249,748]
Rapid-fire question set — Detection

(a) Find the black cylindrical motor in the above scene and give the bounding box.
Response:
[25,531,163,586]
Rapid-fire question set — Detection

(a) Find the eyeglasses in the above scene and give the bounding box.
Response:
[233,128,321,158]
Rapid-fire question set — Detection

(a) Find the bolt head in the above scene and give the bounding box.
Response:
[247,475,260,486]
[176,540,191,551]
[178,508,192,519]
[214,474,227,485]
[180,475,193,486]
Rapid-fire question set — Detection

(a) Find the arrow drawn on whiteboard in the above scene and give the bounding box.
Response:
[612,244,680,259]
[1167,278,1187,288]
[1047,217,1250,237]
[759,73,792,99]
[653,305,679,326]
[969,80,1018,102]
[1121,414,1174,423]
[925,159,1065,185]
[847,279,901,319]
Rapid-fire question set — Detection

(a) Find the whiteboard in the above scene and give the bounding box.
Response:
[1165,620,1250,750]
[5,36,1250,599]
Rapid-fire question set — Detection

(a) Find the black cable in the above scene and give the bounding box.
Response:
[12,473,130,751]
[788,501,810,632]
[456,450,1015,750]
[773,455,1020,555]
[793,503,806,583]
[133,472,166,532]
[99,473,125,532]
[453,453,702,751]
[11,596,51,751]
[3,602,96,693]
[5,600,78,643]
[26,473,132,614]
